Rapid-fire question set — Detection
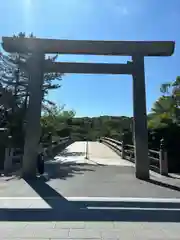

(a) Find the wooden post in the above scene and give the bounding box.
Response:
[132,55,149,180]
[121,133,125,159]
[4,135,13,176]
[84,120,90,160]
[159,138,168,176]
[85,141,89,160]
[22,52,45,179]
[47,132,52,157]
[4,148,10,175]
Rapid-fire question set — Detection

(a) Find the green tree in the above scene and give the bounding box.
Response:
[0,32,62,113]
[160,76,180,123]
[0,32,63,143]
[148,96,175,129]
[148,76,180,129]
[41,104,75,137]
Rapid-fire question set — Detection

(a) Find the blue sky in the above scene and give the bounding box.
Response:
[0,0,179,117]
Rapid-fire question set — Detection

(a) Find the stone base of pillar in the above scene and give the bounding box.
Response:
[135,171,149,180]
[21,165,37,180]
[21,172,37,180]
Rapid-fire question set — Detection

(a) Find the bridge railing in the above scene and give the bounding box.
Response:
[100,137,168,176]
[43,136,71,157]
[3,136,71,174]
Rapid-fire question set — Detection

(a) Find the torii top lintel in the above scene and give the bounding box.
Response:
[2,37,175,57]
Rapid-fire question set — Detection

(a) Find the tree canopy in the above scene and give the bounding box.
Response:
[0,32,63,144]
[148,76,180,129]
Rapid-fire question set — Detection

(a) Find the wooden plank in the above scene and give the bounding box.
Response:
[2,37,175,56]
[149,149,159,154]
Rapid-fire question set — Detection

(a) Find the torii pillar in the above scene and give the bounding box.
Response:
[132,55,149,179]
[21,53,45,178]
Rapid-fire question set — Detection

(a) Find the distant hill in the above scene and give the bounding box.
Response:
[62,115,133,141]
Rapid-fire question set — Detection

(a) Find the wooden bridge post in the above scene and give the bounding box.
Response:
[159,138,168,176]
[121,133,125,159]
[4,135,13,175]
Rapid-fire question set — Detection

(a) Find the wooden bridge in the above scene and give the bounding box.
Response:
[51,137,168,176]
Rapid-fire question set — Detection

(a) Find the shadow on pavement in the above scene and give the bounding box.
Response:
[146,178,180,192]
[0,177,180,222]
[45,140,74,161]
[45,161,95,180]
[58,149,85,157]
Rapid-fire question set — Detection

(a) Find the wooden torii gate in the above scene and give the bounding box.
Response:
[2,37,175,179]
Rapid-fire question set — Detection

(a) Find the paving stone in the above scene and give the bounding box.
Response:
[55,221,85,229]
[84,221,115,229]
[25,221,56,229]
[69,229,101,239]
[0,222,28,229]
[101,229,131,239]
[10,227,69,238]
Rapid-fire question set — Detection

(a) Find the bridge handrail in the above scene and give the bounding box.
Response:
[102,137,122,146]
[51,136,69,145]
[101,137,123,153]
[41,136,70,155]
[149,149,159,154]
[10,136,70,161]
[3,136,71,175]
[100,137,168,176]
[125,144,134,148]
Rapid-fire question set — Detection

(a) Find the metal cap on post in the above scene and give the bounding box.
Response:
[159,138,168,176]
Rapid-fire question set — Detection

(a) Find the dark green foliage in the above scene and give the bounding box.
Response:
[148,124,180,172]
[148,77,180,172]
[41,107,133,142]
[148,76,180,129]
[0,33,63,146]
[68,116,133,141]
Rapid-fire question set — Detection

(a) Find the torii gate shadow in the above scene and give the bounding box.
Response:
[0,177,180,222]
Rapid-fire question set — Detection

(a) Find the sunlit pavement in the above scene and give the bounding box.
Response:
[54,141,133,166]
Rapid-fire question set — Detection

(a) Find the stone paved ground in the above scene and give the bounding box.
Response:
[0,221,180,239]
[1,141,180,239]
[0,192,180,239]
